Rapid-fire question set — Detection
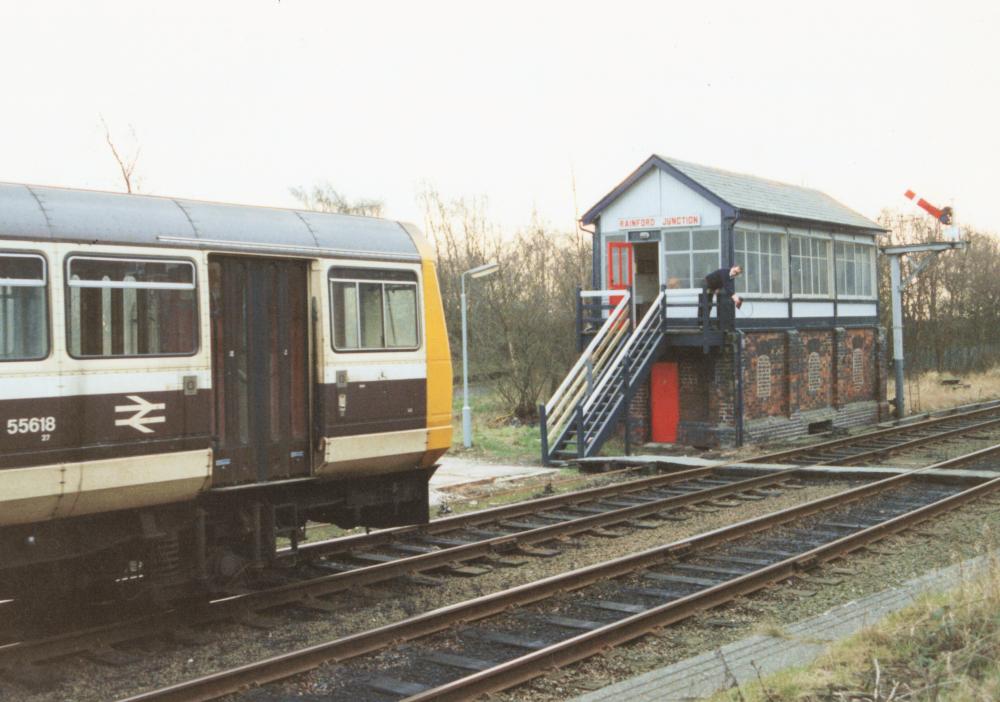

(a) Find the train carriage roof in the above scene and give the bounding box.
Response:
[0,182,422,261]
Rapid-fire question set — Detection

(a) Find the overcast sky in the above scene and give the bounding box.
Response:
[1,1,997,233]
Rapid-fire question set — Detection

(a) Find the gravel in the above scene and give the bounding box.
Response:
[7,480,850,702]
[9,417,1000,702]
[494,482,1000,701]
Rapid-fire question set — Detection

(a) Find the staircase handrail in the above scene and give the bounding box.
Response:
[543,290,631,437]
[582,288,666,415]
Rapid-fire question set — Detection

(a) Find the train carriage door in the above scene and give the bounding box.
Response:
[209,256,310,485]
[607,241,632,308]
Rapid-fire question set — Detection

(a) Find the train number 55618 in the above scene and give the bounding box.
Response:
[7,417,57,434]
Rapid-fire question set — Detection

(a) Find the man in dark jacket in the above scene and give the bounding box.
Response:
[703,265,743,309]
[702,265,743,329]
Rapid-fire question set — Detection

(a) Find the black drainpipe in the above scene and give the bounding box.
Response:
[725,211,745,447]
[734,329,746,447]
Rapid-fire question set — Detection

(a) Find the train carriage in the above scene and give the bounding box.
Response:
[0,182,452,600]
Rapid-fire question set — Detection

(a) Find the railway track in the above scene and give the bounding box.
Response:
[0,465,811,676]
[7,413,1000,700]
[118,444,1000,702]
[747,402,1000,466]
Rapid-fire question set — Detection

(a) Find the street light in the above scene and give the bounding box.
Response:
[461,262,499,448]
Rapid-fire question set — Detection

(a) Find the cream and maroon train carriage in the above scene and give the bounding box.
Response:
[0,183,452,599]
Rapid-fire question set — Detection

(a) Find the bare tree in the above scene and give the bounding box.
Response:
[420,187,591,420]
[100,115,142,194]
[290,182,384,217]
[878,209,1000,374]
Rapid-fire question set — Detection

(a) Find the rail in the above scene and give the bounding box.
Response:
[117,445,1000,702]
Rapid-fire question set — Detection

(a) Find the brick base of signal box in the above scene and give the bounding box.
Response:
[625,326,890,449]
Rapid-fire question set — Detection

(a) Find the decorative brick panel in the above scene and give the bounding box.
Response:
[618,325,886,450]
[743,332,789,419]
[807,352,822,392]
[756,355,772,399]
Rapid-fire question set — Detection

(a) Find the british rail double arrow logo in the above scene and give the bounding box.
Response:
[114,395,167,434]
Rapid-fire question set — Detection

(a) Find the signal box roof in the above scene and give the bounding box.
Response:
[582,155,884,232]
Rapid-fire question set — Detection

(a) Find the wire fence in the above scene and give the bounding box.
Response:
[905,343,1000,375]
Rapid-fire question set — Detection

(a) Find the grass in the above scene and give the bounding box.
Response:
[714,543,1000,702]
[450,386,638,465]
[449,387,543,464]
[893,368,1000,416]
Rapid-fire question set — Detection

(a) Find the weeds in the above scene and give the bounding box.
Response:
[717,539,1000,701]
[891,368,1000,415]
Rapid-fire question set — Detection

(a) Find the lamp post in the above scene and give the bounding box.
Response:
[461,262,499,448]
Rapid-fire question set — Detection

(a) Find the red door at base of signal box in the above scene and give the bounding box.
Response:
[651,362,680,443]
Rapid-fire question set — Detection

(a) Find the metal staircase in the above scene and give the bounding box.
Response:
[540,287,732,464]
[540,289,669,464]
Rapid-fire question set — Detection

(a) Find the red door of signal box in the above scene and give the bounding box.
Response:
[651,362,680,443]
[607,242,633,307]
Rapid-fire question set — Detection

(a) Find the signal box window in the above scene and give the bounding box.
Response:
[663,229,719,289]
[66,257,197,357]
[835,242,875,298]
[329,267,419,351]
[789,235,831,296]
[0,254,48,361]
[735,229,784,296]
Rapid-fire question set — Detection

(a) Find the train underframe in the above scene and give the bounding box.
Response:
[0,468,434,604]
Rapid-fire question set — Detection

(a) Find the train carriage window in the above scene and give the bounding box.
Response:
[359,282,385,348]
[0,254,48,361]
[66,256,197,357]
[385,284,418,347]
[329,267,419,351]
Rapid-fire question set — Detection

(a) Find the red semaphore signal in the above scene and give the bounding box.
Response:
[904,189,953,225]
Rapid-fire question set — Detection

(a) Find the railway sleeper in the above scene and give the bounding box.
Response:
[367,675,430,697]
[601,497,658,508]
[531,512,578,523]
[417,535,477,548]
[561,505,612,515]
[459,627,550,651]
[701,554,771,567]
[729,547,797,559]
[706,499,742,507]
[390,542,441,555]
[479,554,530,568]
[537,614,605,631]
[642,571,721,588]
[421,651,496,672]
[443,563,493,577]
[623,586,689,599]
[578,599,648,614]
[498,519,551,531]
[513,544,561,558]
[673,562,752,578]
